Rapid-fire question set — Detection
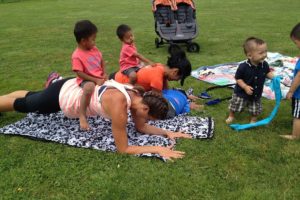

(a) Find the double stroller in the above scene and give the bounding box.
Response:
[152,0,200,52]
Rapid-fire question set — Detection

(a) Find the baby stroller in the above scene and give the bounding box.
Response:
[152,0,200,52]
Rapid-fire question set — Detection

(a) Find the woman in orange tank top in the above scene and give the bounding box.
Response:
[114,45,191,93]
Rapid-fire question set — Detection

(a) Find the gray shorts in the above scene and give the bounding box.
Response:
[121,67,140,76]
[79,80,94,88]
[228,93,262,116]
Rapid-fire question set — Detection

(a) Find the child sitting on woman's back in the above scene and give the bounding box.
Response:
[72,20,107,130]
[116,24,153,85]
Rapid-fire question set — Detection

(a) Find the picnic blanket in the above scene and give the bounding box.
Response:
[0,112,214,161]
[191,52,298,99]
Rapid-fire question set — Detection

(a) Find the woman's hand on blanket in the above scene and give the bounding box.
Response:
[166,131,192,140]
[159,147,185,161]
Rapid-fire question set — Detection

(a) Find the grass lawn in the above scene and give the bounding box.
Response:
[1,0,300,199]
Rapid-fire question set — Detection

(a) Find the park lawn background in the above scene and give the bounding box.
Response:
[0,0,300,199]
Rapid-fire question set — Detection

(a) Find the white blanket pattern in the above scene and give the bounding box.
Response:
[0,112,214,161]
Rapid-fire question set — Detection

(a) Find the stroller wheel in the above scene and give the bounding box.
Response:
[187,42,200,53]
[155,38,160,48]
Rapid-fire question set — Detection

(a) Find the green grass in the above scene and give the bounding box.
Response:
[0,0,300,199]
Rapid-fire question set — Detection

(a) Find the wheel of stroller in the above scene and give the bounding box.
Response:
[187,42,200,53]
[155,38,160,48]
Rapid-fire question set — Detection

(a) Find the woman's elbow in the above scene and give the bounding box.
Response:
[116,146,129,154]
[116,146,136,155]
[135,125,145,133]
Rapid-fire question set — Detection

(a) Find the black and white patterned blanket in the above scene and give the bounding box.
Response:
[0,112,214,161]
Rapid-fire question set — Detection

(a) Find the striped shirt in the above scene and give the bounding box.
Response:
[59,79,132,118]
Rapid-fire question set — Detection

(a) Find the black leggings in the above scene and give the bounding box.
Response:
[13,78,71,114]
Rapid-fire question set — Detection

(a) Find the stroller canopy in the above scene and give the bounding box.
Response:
[175,0,195,9]
[152,0,196,11]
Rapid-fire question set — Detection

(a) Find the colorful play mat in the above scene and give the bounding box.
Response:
[191,52,298,99]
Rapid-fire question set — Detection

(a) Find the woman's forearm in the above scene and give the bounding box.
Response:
[137,123,168,136]
[122,145,163,155]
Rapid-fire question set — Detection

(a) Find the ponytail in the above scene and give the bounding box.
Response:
[167,44,191,86]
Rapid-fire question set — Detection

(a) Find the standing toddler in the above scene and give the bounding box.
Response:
[226,37,274,124]
[280,22,300,140]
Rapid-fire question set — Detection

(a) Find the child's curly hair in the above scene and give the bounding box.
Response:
[142,91,169,120]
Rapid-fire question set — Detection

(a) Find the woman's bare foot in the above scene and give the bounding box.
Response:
[225,116,234,124]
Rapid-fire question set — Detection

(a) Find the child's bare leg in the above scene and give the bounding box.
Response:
[280,118,300,140]
[226,111,235,124]
[128,71,137,85]
[79,82,95,130]
[292,118,300,138]
[250,115,257,123]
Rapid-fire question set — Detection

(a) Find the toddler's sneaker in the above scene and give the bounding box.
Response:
[45,72,61,88]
